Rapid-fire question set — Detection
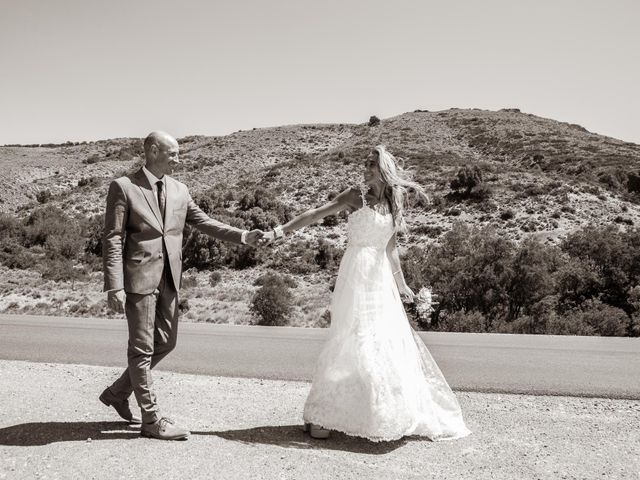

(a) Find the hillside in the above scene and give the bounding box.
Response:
[1,109,640,333]
[3,109,640,244]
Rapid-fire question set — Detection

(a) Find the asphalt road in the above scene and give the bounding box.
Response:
[1,314,639,399]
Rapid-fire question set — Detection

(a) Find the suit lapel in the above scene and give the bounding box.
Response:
[132,169,164,231]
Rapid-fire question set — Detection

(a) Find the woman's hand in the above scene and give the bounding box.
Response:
[397,283,415,303]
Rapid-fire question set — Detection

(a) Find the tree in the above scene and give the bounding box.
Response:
[250,278,293,326]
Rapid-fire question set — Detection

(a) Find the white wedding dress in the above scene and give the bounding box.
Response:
[303,189,471,442]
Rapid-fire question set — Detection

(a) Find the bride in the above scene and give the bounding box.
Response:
[266,146,471,442]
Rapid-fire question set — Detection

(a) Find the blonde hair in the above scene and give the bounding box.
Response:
[373,145,429,233]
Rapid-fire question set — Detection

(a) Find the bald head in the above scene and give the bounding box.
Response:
[143,131,180,177]
[144,131,177,157]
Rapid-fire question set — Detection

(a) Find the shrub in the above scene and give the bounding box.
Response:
[83,214,104,257]
[209,271,222,287]
[250,281,292,326]
[178,298,190,314]
[314,239,343,271]
[564,299,630,336]
[437,310,488,333]
[36,190,52,204]
[628,172,640,194]
[182,269,199,289]
[78,177,101,188]
[368,115,380,127]
[500,209,515,221]
[254,272,297,289]
[545,313,595,336]
[450,165,483,195]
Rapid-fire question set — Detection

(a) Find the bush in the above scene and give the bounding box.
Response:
[250,281,292,326]
[368,115,380,127]
[178,298,190,314]
[36,190,52,204]
[209,271,222,287]
[628,172,640,194]
[545,313,595,336]
[437,310,488,333]
[83,214,104,257]
[450,165,483,195]
[500,209,515,221]
[254,272,297,289]
[566,299,630,336]
[314,240,343,271]
[559,225,640,314]
[182,269,199,289]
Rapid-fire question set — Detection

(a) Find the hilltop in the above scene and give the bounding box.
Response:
[2,108,640,245]
[1,109,640,331]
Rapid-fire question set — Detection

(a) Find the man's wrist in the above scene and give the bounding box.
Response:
[273,225,284,239]
[241,230,248,244]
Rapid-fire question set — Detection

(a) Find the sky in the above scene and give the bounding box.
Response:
[1,0,639,145]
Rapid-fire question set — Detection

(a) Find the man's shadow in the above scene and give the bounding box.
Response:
[193,425,415,454]
[0,421,140,446]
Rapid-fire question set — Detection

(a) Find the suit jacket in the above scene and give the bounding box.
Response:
[103,168,244,294]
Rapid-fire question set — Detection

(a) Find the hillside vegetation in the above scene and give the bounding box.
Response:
[1,109,640,336]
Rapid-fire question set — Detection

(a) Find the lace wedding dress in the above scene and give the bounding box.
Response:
[302,188,471,442]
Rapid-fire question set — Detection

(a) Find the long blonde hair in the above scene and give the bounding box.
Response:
[374,145,429,233]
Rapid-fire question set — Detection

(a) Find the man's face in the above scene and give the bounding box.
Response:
[154,139,179,175]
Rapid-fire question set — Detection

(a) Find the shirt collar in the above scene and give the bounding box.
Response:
[142,166,165,187]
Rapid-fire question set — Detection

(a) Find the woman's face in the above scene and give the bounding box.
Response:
[363,151,382,186]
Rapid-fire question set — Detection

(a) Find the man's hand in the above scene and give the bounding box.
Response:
[259,230,275,246]
[107,290,126,313]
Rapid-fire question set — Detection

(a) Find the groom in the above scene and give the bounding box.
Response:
[100,131,264,440]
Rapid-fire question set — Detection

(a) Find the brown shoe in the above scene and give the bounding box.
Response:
[141,417,190,441]
[99,388,141,424]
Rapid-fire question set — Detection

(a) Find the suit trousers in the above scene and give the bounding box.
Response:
[109,264,178,424]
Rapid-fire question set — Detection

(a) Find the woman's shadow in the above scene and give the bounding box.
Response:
[193,425,414,454]
[0,421,140,446]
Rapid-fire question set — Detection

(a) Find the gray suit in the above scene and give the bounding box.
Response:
[103,168,244,423]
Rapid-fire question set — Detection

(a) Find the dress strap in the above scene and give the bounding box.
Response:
[359,183,368,208]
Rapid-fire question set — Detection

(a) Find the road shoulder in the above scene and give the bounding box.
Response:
[0,360,638,480]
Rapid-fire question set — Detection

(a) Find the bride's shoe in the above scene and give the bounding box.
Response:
[304,422,331,439]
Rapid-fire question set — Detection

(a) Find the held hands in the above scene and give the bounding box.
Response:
[245,229,275,247]
[107,290,126,313]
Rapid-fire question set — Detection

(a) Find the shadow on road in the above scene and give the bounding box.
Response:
[193,425,413,454]
[0,421,140,446]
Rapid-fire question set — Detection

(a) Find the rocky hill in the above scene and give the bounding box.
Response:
[2,109,640,332]
[3,108,639,245]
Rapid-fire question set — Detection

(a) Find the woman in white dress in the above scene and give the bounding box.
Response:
[269,146,471,442]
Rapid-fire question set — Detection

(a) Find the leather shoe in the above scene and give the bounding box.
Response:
[141,417,190,441]
[99,387,141,424]
[304,422,330,439]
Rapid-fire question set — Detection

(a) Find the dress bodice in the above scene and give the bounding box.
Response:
[346,186,395,250]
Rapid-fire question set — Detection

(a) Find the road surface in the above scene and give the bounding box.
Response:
[1,314,639,399]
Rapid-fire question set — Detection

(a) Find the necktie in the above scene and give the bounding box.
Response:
[156,180,165,219]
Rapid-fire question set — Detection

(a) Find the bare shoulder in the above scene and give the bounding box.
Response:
[334,187,361,209]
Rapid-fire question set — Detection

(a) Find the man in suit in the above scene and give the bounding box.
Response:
[99,131,264,440]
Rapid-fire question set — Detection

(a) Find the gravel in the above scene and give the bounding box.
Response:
[0,360,638,480]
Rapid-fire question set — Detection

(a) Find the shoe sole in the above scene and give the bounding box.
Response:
[140,430,190,441]
[99,393,142,424]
